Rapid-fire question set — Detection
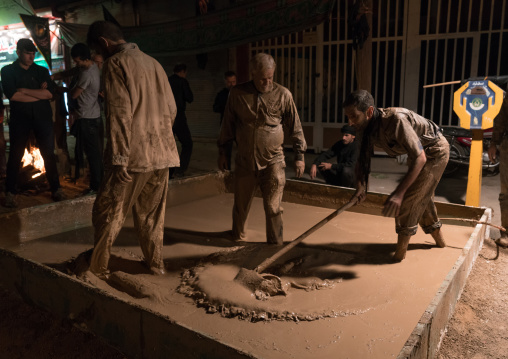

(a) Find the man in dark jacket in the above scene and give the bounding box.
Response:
[213,70,237,169]
[309,125,359,187]
[1,39,65,207]
[0,81,6,179]
[168,64,194,177]
[213,70,237,125]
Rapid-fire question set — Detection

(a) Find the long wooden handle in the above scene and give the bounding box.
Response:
[423,80,461,88]
[439,217,506,232]
[255,200,357,274]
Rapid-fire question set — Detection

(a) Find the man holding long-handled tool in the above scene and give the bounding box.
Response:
[345,90,449,261]
[217,53,306,245]
[489,95,508,248]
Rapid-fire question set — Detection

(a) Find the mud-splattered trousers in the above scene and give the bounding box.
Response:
[498,138,508,229]
[89,169,169,274]
[218,81,306,244]
[396,135,449,236]
[233,161,286,245]
[492,97,508,230]
[88,43,179,275]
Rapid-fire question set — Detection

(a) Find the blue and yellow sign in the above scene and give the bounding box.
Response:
[453,80,504,130]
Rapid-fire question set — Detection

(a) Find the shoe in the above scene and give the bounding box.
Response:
[82,188,98,196]
[63,175,75,183]
[4,192,18,208]
[173,170,185,178]
[51,188,67,202]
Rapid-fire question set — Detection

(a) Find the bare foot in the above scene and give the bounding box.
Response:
[222,230,245,243]
[495,237,508,248]
[150,266,166,275]
[91,271,110,280]
[431,228,447,248]
[392,235,411,262]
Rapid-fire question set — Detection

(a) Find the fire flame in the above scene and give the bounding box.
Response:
[22,147,46,178]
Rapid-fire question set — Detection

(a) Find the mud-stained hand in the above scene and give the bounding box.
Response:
[295,160,305,178]
[383,193,403,217]
[488,144,498,163]
[113,166,132,184]
[309,164,318,179]
[217,153,229,171]
[352,185,366,204]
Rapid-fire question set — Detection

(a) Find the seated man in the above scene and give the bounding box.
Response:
[309,125,359,188]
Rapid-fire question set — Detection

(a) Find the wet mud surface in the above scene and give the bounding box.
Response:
[177,245,361,322]
[5,193,475,358]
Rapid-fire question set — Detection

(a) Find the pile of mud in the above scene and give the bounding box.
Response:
[177,244,372,322]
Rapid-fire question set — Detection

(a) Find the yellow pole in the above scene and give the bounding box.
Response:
[465,129,483,207]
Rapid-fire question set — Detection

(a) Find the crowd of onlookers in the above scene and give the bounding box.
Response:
[0,36,241,208]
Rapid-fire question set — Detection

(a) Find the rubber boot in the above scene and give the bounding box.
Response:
[430,228,446,248]
[393,234,411,262]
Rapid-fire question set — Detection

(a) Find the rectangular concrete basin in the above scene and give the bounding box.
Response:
[0,171,489,358]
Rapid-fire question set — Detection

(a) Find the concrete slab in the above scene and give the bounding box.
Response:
[0,172,489,358]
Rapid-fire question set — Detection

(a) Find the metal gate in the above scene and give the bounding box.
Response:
[413,0,508,127]
[250,0,508,151]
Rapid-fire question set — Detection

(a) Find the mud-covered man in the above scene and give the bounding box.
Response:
[217,53,307,245]
[488,96,508,247]
[86,21,179,278]
[346,90,448,261]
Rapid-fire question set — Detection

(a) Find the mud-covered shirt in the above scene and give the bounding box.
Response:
[371,108,442,161]
[492,96,508,145]
[103,43,179,171]
[218,81,307,170]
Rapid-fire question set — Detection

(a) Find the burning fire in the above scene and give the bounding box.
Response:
[22,147,46,178]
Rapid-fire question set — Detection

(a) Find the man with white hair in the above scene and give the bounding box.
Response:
[217,53,307,245]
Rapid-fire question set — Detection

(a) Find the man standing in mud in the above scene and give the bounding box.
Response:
[489,95,508,248]
[217,53,306,245]
[345,90,449,261]
[86,21,179,278]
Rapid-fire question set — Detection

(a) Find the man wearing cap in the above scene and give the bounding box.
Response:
[309,125,359,188]
[1,38,65,207]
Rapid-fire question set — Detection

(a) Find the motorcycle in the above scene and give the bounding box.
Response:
[441,126,499,176]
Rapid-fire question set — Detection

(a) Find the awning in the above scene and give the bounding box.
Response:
[0,0,35,27]
[57,0,337,56]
